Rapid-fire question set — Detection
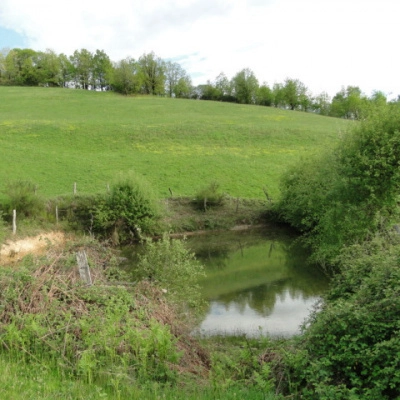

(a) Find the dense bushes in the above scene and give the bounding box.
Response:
[283,235,400,399]
[89,172,161,242]
[276,105,400,266]
[0,173,161,243]
[273,104,400,397]
[135,233,205,308]
[0,238,209,391]
[1,180,44,220]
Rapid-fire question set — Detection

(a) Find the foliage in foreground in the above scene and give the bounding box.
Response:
[276,104,400,266]
[134,233,205,309]
[0,234,284,399]
[280,233,400,399]
[0,238,209,392]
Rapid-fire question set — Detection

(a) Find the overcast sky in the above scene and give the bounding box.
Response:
[1,0,399,98]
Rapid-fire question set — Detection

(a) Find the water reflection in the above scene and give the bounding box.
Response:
[188,228,329,337]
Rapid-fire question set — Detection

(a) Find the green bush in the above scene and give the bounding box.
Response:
[91,172,161,242]
[135,233,205,308]
[194,182,225,211]
[1,180,44,220]
[276,104,400,266]
[53,173,162,242]
[283,235,400,399]
[0,245,183,386]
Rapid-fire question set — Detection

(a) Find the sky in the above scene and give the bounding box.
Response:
[0,0,399,99]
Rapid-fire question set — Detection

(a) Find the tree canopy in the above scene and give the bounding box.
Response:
[0,46,397,117]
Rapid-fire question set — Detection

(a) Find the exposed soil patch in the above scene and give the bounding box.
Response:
[0,231,65,264]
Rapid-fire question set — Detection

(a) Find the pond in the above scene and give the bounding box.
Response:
[186,227,329,338]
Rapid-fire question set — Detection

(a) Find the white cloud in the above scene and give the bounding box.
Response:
[1,0,400,97]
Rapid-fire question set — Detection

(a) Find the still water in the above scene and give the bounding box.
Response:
[186,227,329,337]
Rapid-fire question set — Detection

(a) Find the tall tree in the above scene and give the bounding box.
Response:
[272,82,285,108]
[111,57,141,95]
[138,52,165,95]
[256,83,273,106]
[215,72,233,101]
[0,48,9,83]
[164,61,183,97]
[312,92,331,115]
[59,53,74,87]
[282,78,310,111]
[5,48,39,85]
[70,49,93,89]
[92,49,112,91]
[330,86,369,119]
[34,49,61,86]
[232,68,259,104]
[173,75,192,98]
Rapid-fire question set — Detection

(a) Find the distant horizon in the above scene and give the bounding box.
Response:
[0,44,397,101]
[1,0,399,99]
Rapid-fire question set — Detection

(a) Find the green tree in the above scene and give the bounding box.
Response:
[0,48,8,84]
[173,75,192,98]
[92,49,112,90]
[330,86,368,119]
[58,53,74,87]
[34,49,61,86]
[282,78,310,111]
[111,57,141,95]
[70,49,93,89]
[5,48,39,85]
[312,91,331,115]
[256,83,273,106]
[272,82,285,107]
[164,61,183,97]
[215,72,234,101]
[199,80,220,100]
[138,52,165,95]
[232,68,259,104]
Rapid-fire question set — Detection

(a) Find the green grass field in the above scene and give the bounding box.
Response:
[0,86,350,200]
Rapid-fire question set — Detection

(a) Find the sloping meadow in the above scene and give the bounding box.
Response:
[0,87,349,201]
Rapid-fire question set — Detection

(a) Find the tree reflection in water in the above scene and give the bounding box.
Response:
[189,228,329,337]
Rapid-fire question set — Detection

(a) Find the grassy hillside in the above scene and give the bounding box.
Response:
[0,87,350,200]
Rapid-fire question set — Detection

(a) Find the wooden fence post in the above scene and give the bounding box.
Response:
[12,210,16,235]
[76,251,92,286]
[56,206,59,225]
[73,182,77,196]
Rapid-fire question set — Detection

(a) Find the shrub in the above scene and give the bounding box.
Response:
[1,180,44,220]
[283,235,400,399]
[55,173,162,242]
[276,104,400,267]
[0,243,186,386]
[194,181,225,211]
[135,233,205,308]
[91,172,161,242]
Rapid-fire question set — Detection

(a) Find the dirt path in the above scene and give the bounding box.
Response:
[0,232,65,264]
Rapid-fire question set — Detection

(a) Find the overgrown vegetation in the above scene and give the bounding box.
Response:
[194,181,225,211]
[2,86,400,398]
[0,237,211,395]
[273,103,400,397]
[89,172,161,242]
[276,104,400,267]
[134,233,205,309]
[1,180,44,220]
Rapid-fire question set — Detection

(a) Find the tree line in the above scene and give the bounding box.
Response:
[0,47,396,119]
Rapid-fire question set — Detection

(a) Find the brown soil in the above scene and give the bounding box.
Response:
[0,231,65,264]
